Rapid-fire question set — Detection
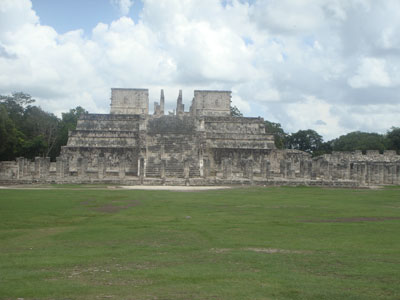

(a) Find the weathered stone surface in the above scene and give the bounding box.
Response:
[1,88,400,187]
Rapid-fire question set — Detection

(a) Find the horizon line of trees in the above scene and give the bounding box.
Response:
[232,106,400,156]
[0,94,399,161]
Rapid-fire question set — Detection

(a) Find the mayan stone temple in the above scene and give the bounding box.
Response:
[1,88,400,187]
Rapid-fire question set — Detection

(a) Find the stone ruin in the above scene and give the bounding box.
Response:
[1,88,400,187]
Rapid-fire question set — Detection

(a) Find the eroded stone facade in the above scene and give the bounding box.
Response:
[1,88,400,187]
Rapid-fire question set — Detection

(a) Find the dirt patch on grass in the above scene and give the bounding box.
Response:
[209,248,231,253]
[301,216,400,223]
[245,248,311,254]
[210,248,311,254]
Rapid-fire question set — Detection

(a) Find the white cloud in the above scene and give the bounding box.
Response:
[1,0,400,140]
[348,57,392,88]
[110,0,133,16]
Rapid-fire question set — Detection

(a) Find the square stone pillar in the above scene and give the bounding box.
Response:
[260,159,266,178]
[17,157,24,179]
[42,157,50,178]
[56,157,64,178]
[286,161,294,179]
[203,158,210,178]
[245,160,254,180]
[280,160,287,178]
[379,163,385,184]
[98,157,105,179]
[223,158,232,179]
[77,158,87,178]
[266,161,271,179]
[63,158,70,178]
[34,157,41,179]
[119,157,126,179]
[184,159,190,179]
[161,159,166,181]
[359,163,366,185]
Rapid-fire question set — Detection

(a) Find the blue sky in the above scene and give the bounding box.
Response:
[31,0,143,35]
[1,0,400,140]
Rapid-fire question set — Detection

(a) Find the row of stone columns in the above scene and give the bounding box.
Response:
[17,157,51,179]
[311,160,400,185]
[14,155,400,185]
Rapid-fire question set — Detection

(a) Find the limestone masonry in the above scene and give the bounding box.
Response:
[1,88,400,186]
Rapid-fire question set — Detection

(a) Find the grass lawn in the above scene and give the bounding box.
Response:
[0,186,399,299]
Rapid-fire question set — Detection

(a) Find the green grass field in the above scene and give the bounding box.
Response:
[0,186,399,300]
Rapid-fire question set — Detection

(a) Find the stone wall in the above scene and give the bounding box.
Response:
[190,90,231,117]
[110,88,149,115]
[2,151,399,187]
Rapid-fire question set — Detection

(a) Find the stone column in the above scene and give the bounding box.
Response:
[280,160,287,178]
[184,159,190,185]
[56,157,64,179]
[243,160,254,181]
[17,157,24,179]
[390,164,396,184]
[379,163,385,184]
[286,161,294,179]
[299,160,306,178]
[43,157,50,179]
[98,157,105,180]
[161,159,166,182]
[63,158,70,178]
[359,163,366,185]
[203,158,210,178]
[265,161,271,179]
[368,163,374,184]
[223,158,232,179]
[260,159,266,178]
[119,157,126,179]
[139,157,145,184]
[350,163,356,181]
[77,158,87,178]
[305,160,313,179]
[34,157,41,179]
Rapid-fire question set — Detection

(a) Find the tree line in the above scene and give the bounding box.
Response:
[264,121,400,156]
[232,106,400,156]
[0,94,399,161]
[0,92,86,161]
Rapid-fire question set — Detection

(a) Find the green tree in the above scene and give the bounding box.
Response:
[331,131,387,153]
[0,92,35,129]
[16,105,60,159]
[230,105,243,117]
[288,129,323,155]
[313,141,332,157]
[386,127,400,153]
[0,105,21,160]
[52,106,87,158]
[264,121,288,149]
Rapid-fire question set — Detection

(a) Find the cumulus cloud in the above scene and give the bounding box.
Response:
[110,0,133,16]
[348,57,392,88]
[0,0,400,140]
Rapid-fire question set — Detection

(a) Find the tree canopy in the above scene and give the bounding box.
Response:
[264,121,287,149]
[331,131,388,153]
[287,129,323,155]
[0,92,86,161]
[230,105,243,117]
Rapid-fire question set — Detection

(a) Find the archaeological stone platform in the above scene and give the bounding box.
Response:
[1,89,399,187]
